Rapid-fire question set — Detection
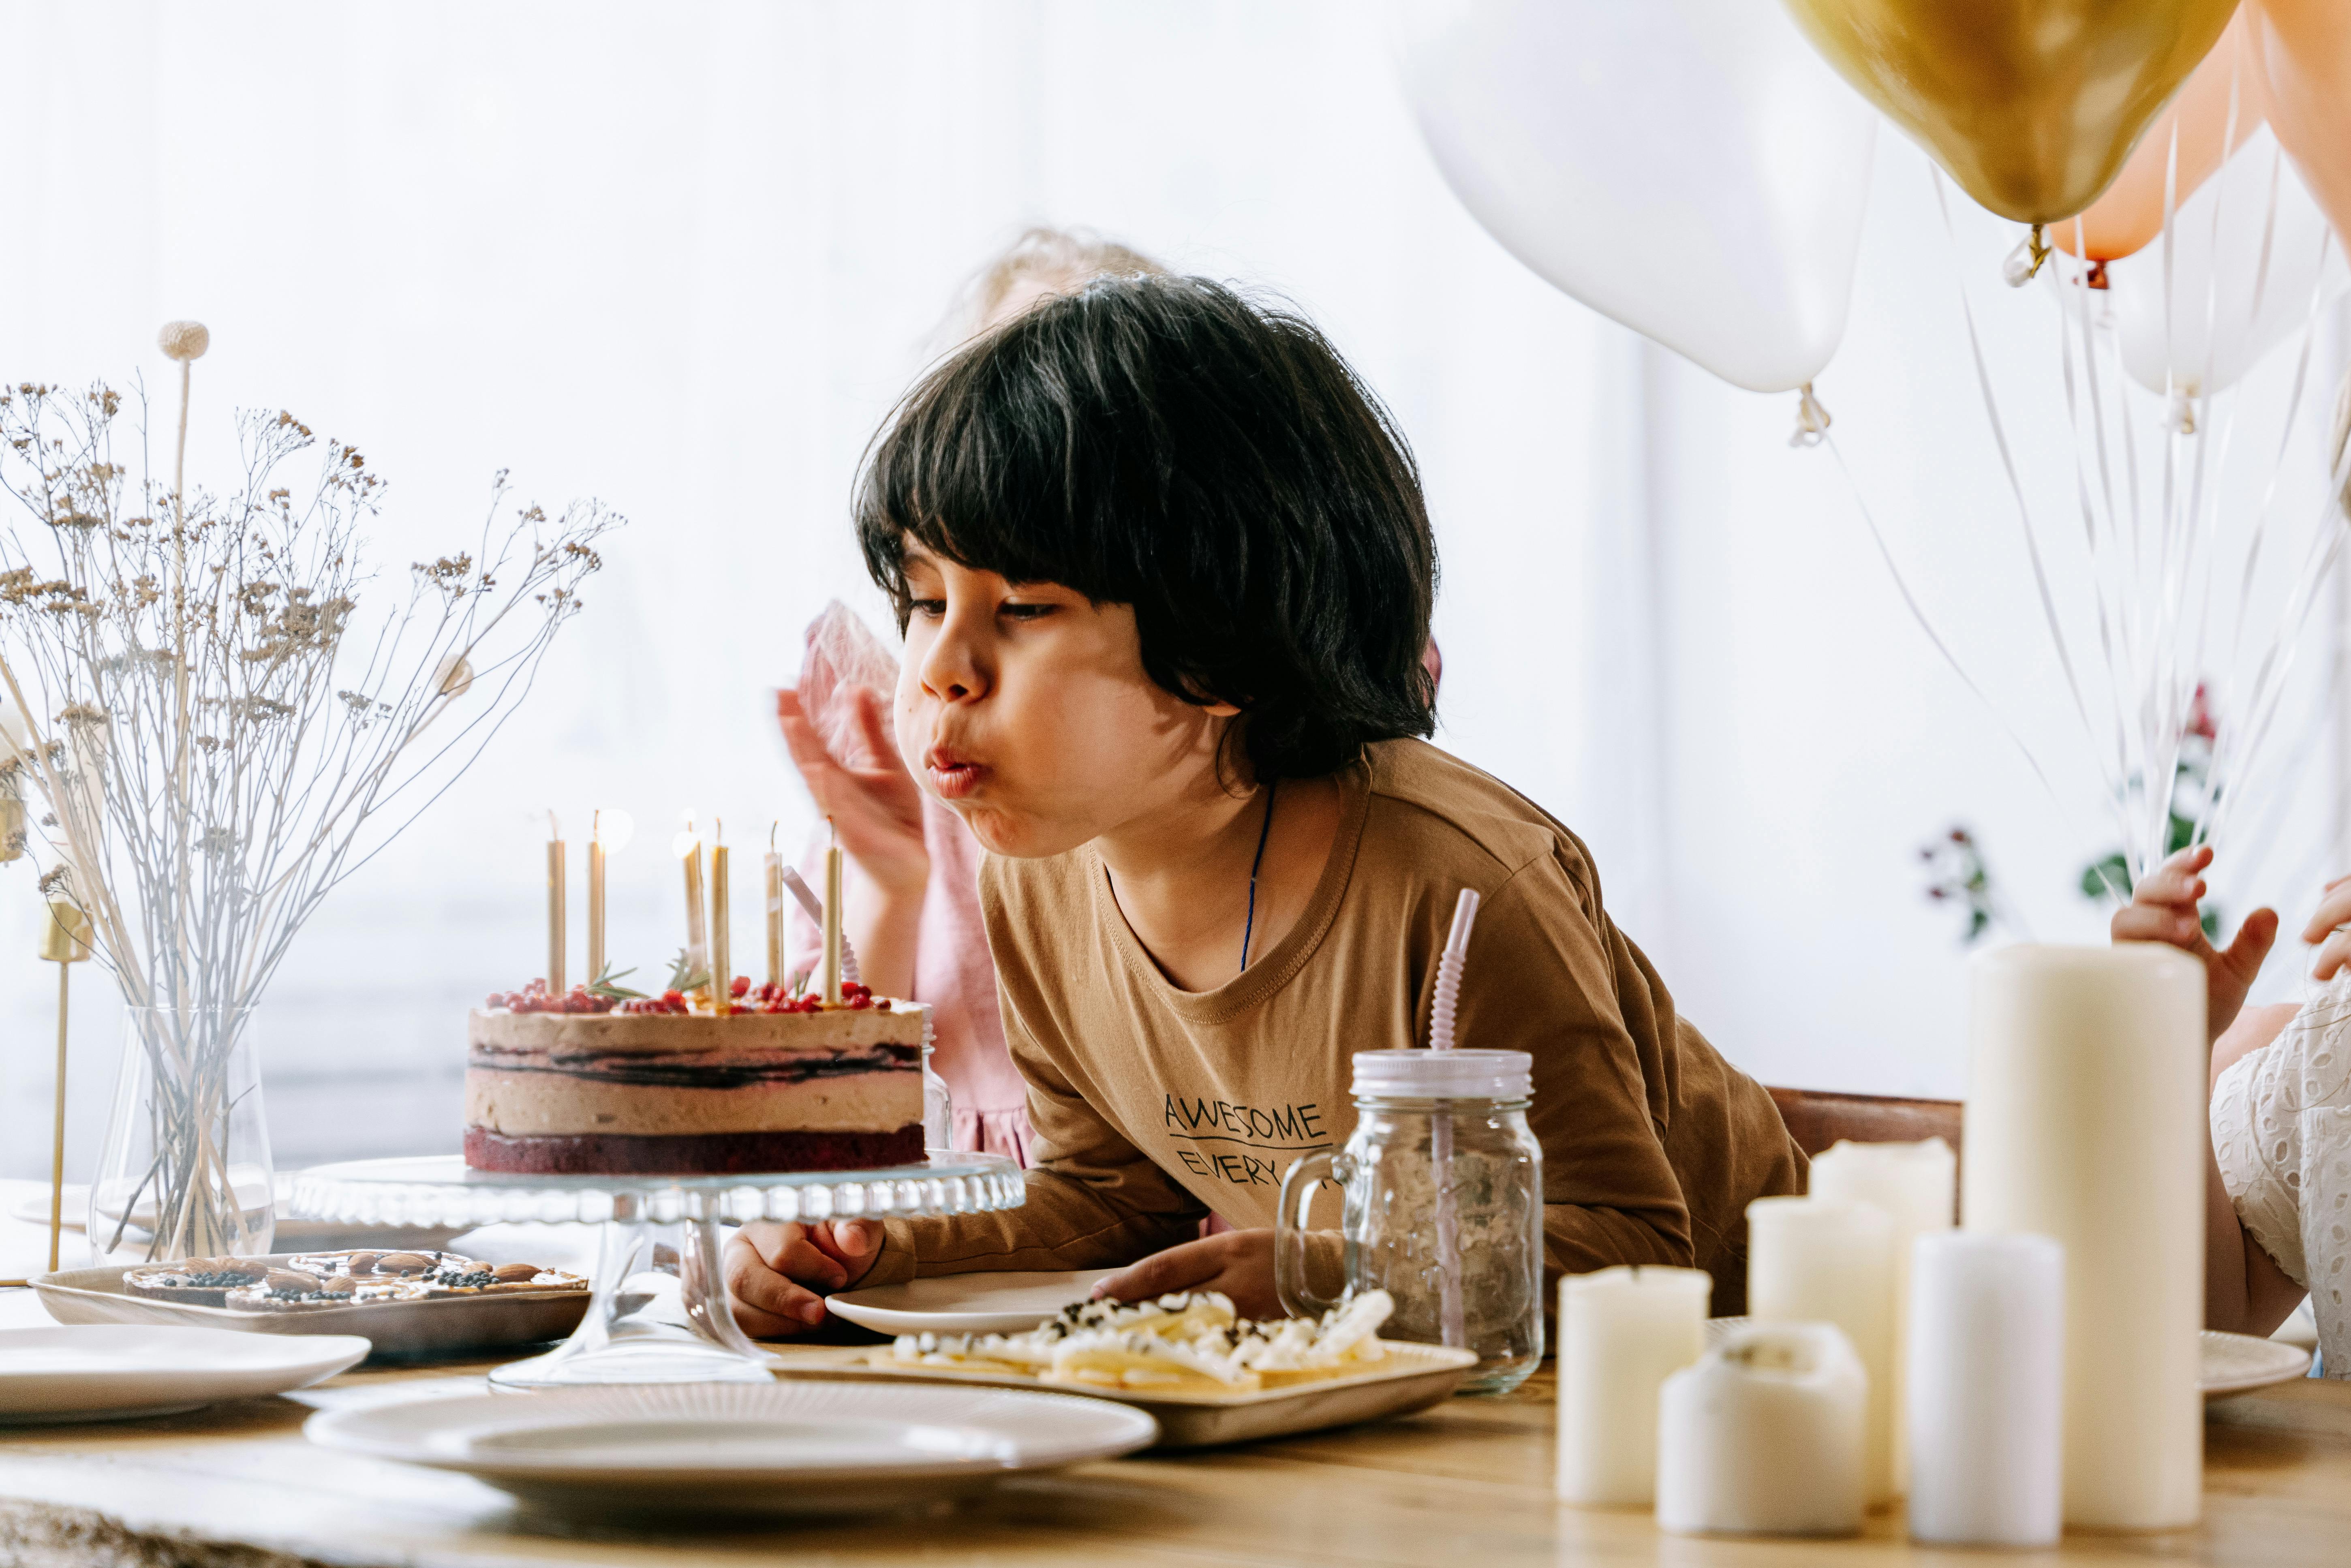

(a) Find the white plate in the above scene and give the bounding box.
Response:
[0,1325,370,1425]
[305,1380,1157,1517]
[1707,1318,2312,1399]
[826,1269,1116,1336]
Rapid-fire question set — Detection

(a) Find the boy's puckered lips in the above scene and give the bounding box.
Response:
[924,744,986,800]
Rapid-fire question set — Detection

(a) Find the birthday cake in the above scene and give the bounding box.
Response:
[465,978,928,1176]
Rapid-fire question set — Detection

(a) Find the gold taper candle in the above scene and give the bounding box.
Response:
[677,812,708,1001]
[546,810,566,994]
[710,819,732,1014]
[821,819,844,1004]
[587,811,606,984]
[765,825,784,990]
[42,898,90,1276]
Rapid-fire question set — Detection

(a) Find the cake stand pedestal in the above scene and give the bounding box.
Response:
[288,1153,1023,1389]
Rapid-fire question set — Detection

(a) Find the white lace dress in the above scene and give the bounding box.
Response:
[2211,982,2351,1375]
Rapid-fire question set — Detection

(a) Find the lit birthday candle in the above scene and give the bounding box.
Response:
[673,811,707,1003]
[821,817,843,1004]
[586,809,633,984]
[764,824,783,990]
[546,810,565,994]
[709,818,732,1013]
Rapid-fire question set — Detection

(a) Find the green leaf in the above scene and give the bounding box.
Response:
[2080,853,2132,903]
[665,948,710,995]
[585,962,647,1001]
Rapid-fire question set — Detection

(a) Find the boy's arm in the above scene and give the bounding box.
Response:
[856,1010,1208,1288]
[1452,858,1700,1284]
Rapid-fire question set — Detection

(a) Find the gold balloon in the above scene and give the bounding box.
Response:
[1782,0,2242,225]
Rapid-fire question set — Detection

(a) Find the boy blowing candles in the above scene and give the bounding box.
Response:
[725,276,1803,1333]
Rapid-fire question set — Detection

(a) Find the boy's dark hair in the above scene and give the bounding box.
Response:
[855,274,1437,783]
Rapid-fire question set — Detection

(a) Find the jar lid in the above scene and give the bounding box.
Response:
[1351,1049,1533,1101]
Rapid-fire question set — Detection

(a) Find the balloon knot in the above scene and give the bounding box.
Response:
[2002,226,2053,288]
[1789,384,1832,449]
[2165,387,2197,436]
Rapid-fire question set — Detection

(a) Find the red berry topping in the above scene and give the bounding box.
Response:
[730,975,751,998]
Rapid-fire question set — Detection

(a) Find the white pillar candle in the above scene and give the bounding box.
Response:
[1656,1322,1865,1538]
[1556,1264,1711,1506]
[1966,943,2203,1531]
[1746,1195,1895,1507]
[1906,1230,2064,1548]
[1806,1136,1955,1491]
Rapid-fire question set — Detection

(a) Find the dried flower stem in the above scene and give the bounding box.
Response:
[0,373,616,1260]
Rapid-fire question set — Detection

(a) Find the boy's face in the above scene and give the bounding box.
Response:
[894,539,1236,858]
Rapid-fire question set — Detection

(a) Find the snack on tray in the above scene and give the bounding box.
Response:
[122,1257,272,1308]
[212,1251,587,1312]
[877,1288,1398,1395]
[467,980,929,1176]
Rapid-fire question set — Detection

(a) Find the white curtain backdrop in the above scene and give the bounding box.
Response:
[0,2,2342,1179]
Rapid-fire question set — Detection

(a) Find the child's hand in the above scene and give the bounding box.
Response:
[1090,1229,1281,1320]
[776,685,930,898]
[2111,845,2278,1045]
[2300,873,2351,980]
[723,1218,885,1337]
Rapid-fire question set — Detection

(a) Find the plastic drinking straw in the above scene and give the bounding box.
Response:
[1429,888,1480,1350]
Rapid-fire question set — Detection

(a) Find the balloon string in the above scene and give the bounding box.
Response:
[1932,172,2120,815]
[2047,244,2134,798]
[1816,428,2073,855]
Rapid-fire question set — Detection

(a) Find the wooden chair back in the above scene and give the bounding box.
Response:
[1768,1086,1964,1218]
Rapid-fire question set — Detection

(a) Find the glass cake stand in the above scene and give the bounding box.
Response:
[287,1152,1024,1389]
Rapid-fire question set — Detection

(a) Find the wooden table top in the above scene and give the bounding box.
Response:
[3,1185,2349,1567]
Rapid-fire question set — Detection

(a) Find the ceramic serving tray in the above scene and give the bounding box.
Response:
[32,1255,588,1361]
[782,1339,1479,1448]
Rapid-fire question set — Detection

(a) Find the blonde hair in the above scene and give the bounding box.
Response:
[954,226,1167,340]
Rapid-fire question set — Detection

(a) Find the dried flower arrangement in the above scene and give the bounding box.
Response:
[0,323,617,1260]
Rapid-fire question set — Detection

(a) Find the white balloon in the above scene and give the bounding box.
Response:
[2106,128,2349,400]
[1395,0,1876,394]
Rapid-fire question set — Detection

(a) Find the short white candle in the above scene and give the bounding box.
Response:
[1966,944,2203,1530]
[1556,1264,1711,1506]
[1746,1195,1895,1507]
[1806,1136,1955,1491]
[1906,1230,2064,1547]
[1656,1322,1865,1538]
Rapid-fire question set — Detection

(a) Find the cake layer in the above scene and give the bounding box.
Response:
[464,1125,925,1176]
[465,1066,922,1138]
[468,1005,927,1058]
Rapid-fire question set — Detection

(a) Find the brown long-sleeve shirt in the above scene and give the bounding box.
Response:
[867,738,1803,1312]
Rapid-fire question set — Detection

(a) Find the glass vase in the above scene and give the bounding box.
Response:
[88,1006,275,1265]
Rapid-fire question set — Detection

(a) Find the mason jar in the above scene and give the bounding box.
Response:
[1275,1049,1544,1394]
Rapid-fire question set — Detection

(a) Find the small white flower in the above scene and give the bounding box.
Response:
[157,321,210,362]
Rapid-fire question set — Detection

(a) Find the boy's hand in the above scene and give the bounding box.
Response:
[723,1218,885,1337]
[2111,845,2278,1045]
[1091,1229,1281,1320]
[2301,873,2351,980]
